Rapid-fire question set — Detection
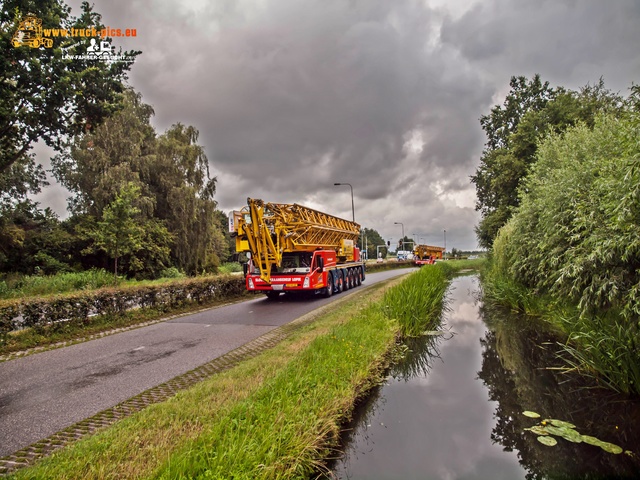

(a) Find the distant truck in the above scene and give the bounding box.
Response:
[230,198,365,299]
[413,244,445,266]
[11,15,53,48]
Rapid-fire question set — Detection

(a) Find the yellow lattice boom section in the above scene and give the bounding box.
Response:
[264,201,360,250]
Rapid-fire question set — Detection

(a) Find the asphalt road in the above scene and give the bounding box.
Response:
[0,268,412,457]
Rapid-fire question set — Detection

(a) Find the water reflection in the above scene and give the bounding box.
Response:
[330,275,526,479]
[478,304,640,479]
[328,275,640,480]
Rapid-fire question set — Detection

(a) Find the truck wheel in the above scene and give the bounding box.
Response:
[360,266,365,282]
[265,291,281,300]
[342,269,350,290]
[355,268,361,286]
[323,272,334,298]
[348,269,355,289]
[336,270,344,293]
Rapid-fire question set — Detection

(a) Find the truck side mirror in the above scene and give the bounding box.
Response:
[316,256,324,272]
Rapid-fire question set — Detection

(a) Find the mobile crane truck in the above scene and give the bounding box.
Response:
[229,198,365,299]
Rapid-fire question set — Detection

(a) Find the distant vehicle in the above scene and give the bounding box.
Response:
[413,244,445,266]
[468,255,478,259]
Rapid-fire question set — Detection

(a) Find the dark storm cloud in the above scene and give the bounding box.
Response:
[115,0,491,201]
[38,0,639,249]
[440,0,640,93]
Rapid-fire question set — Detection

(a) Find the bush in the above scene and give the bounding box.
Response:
[217,262,243,274]
[160,267,185,279]
[493,112,640,320]
[487,109,640,394]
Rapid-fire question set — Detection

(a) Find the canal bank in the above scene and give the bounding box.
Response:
[330,275,640,479]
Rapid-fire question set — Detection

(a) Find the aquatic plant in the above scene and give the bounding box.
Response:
[522,411,631,456]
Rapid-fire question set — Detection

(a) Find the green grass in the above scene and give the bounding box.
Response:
[7,263,470,479]
[554,309,640,395]
[383,265,449,337]
[0,269,116,299]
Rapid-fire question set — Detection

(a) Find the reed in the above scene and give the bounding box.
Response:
[382,265,449,337]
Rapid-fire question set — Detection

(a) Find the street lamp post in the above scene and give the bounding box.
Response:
[334,182,361,254]
[444,229,447,260]
[394,222,404,252]
[333,183,355,222]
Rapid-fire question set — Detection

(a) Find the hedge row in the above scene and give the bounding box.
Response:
[365,260,416,273]
[0,275,246,340]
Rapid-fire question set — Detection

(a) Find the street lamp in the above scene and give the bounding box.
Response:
[444,229,447,260]
[333,183,354,222]
[394,222,404,249]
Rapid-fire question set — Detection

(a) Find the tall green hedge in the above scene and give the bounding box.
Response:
[493,111,640,320]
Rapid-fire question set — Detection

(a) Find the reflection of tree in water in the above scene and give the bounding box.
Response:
[478,304,640,479]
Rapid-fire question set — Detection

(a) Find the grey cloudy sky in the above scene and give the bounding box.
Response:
[35,0,640,250]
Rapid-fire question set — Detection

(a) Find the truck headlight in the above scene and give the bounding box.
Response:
[303,277,310,288]
[248,278,255,289]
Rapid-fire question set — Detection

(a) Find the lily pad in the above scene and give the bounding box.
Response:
[523,411,541,418]
[581,435,624,454]
[525,425,551,436]
[537,435,557,446]
[544,425,583,443]
[582,435,603,447]
[600,442,623,455]
[545,418,576,429]
[580,436,623,454]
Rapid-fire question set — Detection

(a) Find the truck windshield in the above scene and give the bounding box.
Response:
[276,253,312,273]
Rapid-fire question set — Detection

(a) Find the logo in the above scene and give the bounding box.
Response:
[11,14,53,48]
[11,12,137,63]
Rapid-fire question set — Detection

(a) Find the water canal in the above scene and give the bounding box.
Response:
[329,274,640,479]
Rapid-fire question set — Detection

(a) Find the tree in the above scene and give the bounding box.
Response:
[0,202,77,274]
[398,236,414,251]
[85,182,172,283]
[472,76,623,248]
[1,0,139,175]
[52,89,156,217]
[55,90,227,276]
[358,227,386,259]
[88,183,144,283]
[154,123,222,274]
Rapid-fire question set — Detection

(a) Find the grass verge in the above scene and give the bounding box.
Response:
[7,262,480,478]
